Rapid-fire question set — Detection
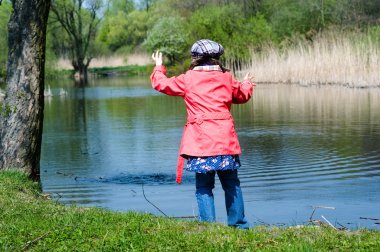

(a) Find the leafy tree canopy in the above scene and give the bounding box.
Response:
[144,16,190,64]
[189,4,275,61]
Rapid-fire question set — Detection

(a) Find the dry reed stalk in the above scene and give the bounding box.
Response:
[89,56,126,68]
[242,33,380,88]
[56,58,73,70]
[125,53,151,66]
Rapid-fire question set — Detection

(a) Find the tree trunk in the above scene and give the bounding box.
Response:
[0,0,50,181]
[77,66,88,86]
[72,59,89,86]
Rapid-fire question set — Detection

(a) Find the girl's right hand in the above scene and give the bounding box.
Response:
[152,50,163,66]
[243,72,254,82]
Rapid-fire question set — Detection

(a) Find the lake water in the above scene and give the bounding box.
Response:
[41,77,380,229]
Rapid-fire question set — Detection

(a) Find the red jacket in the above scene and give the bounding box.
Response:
[150,65,254,183]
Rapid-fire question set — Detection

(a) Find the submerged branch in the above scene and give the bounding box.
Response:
[360,217,380,221]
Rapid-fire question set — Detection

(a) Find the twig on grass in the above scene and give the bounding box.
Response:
[21,225,75,251]
[175,216,197,219]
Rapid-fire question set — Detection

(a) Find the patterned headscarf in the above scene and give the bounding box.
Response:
[190,39,224,58]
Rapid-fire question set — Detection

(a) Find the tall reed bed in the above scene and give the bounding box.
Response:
[242,30,380,87]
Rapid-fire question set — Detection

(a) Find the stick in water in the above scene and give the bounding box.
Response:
[310,205,335,221]
[321,215,337,230]
[359,217,380,221]
[141,182,168,217]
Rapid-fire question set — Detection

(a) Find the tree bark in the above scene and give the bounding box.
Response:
[72,59,89,85]
[76,64,88,85]
[0,0,50,181]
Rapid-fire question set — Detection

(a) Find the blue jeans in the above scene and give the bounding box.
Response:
[195,170,249,229]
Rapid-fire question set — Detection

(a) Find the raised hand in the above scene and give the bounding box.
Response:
[243,72,254,82]
[151,50,163,66]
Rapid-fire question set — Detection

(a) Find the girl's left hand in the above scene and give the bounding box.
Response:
[152,50,163,66]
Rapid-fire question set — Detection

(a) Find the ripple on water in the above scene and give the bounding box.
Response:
[240,150,380,188]
[97,173,192,185]
[240,134,380,187]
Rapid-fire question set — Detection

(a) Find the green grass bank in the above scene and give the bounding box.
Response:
[1,171,379,251]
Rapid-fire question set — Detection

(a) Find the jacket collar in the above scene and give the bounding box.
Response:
[193,65,222,71]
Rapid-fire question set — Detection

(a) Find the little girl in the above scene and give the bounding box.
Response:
[151,39,255,229]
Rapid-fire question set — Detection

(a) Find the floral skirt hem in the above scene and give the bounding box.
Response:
[186,155,241,173]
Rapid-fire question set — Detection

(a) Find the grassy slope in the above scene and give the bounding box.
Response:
[1,171,379,251]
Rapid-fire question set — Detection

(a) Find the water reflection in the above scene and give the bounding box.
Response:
[41,79,380,229]
[237,85,380,187]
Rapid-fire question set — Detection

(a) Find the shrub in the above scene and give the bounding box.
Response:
[144,16,190,65]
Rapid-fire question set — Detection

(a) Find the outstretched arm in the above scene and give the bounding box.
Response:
[150,51,185,97]
[232,72,256,104]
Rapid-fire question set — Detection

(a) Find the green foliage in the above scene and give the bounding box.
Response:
[0,1,11,79]
[368,26,380,45]
[97,11,129,52]
[334,0,380,26]
[144,16,190,64]
[107,0,134,15]
[0,103,17,117]
[189,4,276,62]
[262,0,339,39]
[246,14,279,47]
[45,14,69,78]
[97,10,148,53]
[46,10,71,58]
[154,0,208,17]
[1,171,380,251]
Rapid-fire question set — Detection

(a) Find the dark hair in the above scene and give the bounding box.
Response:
[189,56,229,73]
